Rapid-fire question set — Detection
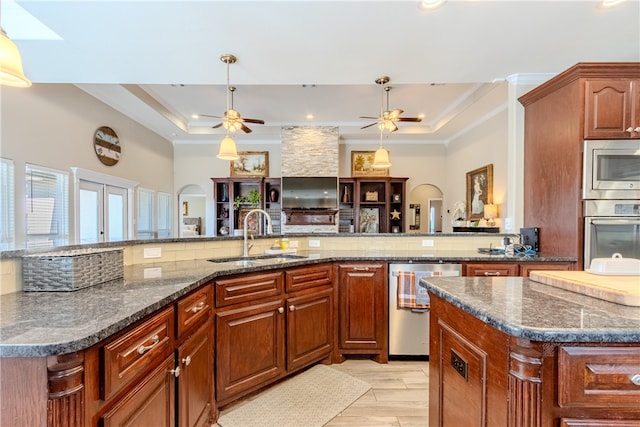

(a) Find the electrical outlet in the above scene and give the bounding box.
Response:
[504,218,512,231]
[289,240,299,248]
[143,267,162,278]
[143,247,162,258]
[308,239,321,248]
[422,239,434,247]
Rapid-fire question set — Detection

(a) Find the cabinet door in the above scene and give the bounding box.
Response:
[584,79,635,139]
[338,263,387,355]
[286,287,333,371]
[101,355,175,427]
[215,299,285,405]
[177,322,213,427]
[519,262,573,277]
[465,263,519,277]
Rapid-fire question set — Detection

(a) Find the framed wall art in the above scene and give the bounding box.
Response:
[230,151,269,177]
[351,151,389,177]
[237,207,262,235]
[359,207,380,233]
[466,164,493,220]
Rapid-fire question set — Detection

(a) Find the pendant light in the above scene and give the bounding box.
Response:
[372,132,391,169]
[0,28,31,87]
[216,54,239,160]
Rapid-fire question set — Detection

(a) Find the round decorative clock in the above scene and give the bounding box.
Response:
[93,126,121,166]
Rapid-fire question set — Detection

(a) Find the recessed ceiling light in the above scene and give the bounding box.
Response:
[599,0,627,7]
[192,114,199,119]
[306,114,314,120]
[418,0,446,11]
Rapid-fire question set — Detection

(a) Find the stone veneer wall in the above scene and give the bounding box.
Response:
[280,126,339,233]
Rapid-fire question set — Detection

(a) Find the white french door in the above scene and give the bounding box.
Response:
[78,180,129,244]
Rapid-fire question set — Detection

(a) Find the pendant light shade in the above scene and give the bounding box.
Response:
[372,146,391,169]
[217,135,239,160]
[0,28,31,88]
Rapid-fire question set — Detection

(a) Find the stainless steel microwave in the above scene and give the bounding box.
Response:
[582,140,640,200]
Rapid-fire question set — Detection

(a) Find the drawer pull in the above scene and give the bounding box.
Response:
[182,356,191,366]
[191,301,206,313]
[289,305,296,311]
[278,307,284,314]
[137,334,160,355]
[169,366,181,378]
[631,374,640,386]
[353,267,370,271]
[626,126,634,133]
[484,271,501,276]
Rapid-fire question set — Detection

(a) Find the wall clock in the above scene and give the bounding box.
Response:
[93,126,121,166]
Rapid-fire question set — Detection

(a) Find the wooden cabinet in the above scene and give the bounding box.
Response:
[215,264,334,406]
[464,262,572,277]
[336,262,387,362]
[429,292,640,427]
[339,177,408,234]
[212,177,272,237]
[519,63,640,269]
[585,79,640,139]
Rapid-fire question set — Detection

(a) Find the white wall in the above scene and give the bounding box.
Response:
[1,84,174,246]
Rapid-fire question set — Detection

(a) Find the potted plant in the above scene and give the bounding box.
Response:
[233,189,261,210]
[451,201,467,227]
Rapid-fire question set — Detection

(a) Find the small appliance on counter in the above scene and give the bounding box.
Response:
[520,227,539,252]
[586,253,640,276]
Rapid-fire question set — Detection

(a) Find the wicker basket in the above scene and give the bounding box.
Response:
[22,248,124,292]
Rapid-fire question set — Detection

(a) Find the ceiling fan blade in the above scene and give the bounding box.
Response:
[396,117,423,122]
[360,122,378,129]
[242,118,265,125]
[359,116,379,120]
[199,114,224,119]
[240,123,253,133]
[211,123,224,129]
[389,123,399,132]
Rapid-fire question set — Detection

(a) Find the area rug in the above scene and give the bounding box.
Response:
[217,364,371,427]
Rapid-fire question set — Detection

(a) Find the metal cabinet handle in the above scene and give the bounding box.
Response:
[631,374,640,386]
[635,127,640,132]
[353,267,370,271]
[484,271,501,276]
[137,334,160,355]
[289,305,295,311]
[626,126,634,132]
[191,301,206,313]
[182,356,191,366]
[169,366,181,378]
[278,307,284,314]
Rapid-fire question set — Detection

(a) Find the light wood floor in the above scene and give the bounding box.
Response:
[215,358,429,427]
[326,358,429,427]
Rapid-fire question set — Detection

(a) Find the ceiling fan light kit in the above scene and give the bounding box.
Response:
[217,135,239,160]
[373,147,392,169]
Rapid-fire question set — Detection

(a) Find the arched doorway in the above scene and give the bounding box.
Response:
[178,184,206,237]
[407,184,444,234]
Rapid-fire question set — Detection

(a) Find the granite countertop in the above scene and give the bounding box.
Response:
[0,250,575,357]
[422,276,640,343]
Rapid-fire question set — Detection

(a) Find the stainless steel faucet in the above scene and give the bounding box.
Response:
[243,208,273,257]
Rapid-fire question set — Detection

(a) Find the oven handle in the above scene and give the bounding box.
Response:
[588,218,640,225]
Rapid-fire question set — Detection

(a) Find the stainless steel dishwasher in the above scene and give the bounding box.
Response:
[388,263,462,359]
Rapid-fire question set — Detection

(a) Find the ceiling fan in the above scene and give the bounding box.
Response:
[360,76,422,132]
[199,54,265,134]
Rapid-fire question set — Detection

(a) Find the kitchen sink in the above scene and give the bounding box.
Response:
[208,253,307,266]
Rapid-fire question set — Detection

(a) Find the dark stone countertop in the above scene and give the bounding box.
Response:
[422,276,640,343]
[0,250,576,357]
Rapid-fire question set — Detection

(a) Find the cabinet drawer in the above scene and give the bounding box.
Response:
[214,271,283,307]
[102,307,174,401]
[285,263,333,293]
[519,262,572,277]
[176,285,212,339]
[465,263,519,277]
[558,346,640,408]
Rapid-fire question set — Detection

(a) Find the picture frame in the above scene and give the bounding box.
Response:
[230,151,269,177]
[359,207,380,233]
[351,151,389,177]
[238,207,262,235]
[466,164,493,220]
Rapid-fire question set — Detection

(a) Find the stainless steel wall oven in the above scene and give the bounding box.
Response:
[584,200,640,268]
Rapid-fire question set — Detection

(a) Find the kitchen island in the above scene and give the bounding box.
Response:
[422,276,640,427]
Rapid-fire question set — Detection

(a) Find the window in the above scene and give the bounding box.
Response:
[25,164,69,249]
[0,158,15,250]
[137,188,154,239]
[158,192,172,239]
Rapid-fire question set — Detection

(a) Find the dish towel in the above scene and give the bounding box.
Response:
[397,271,441,310]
